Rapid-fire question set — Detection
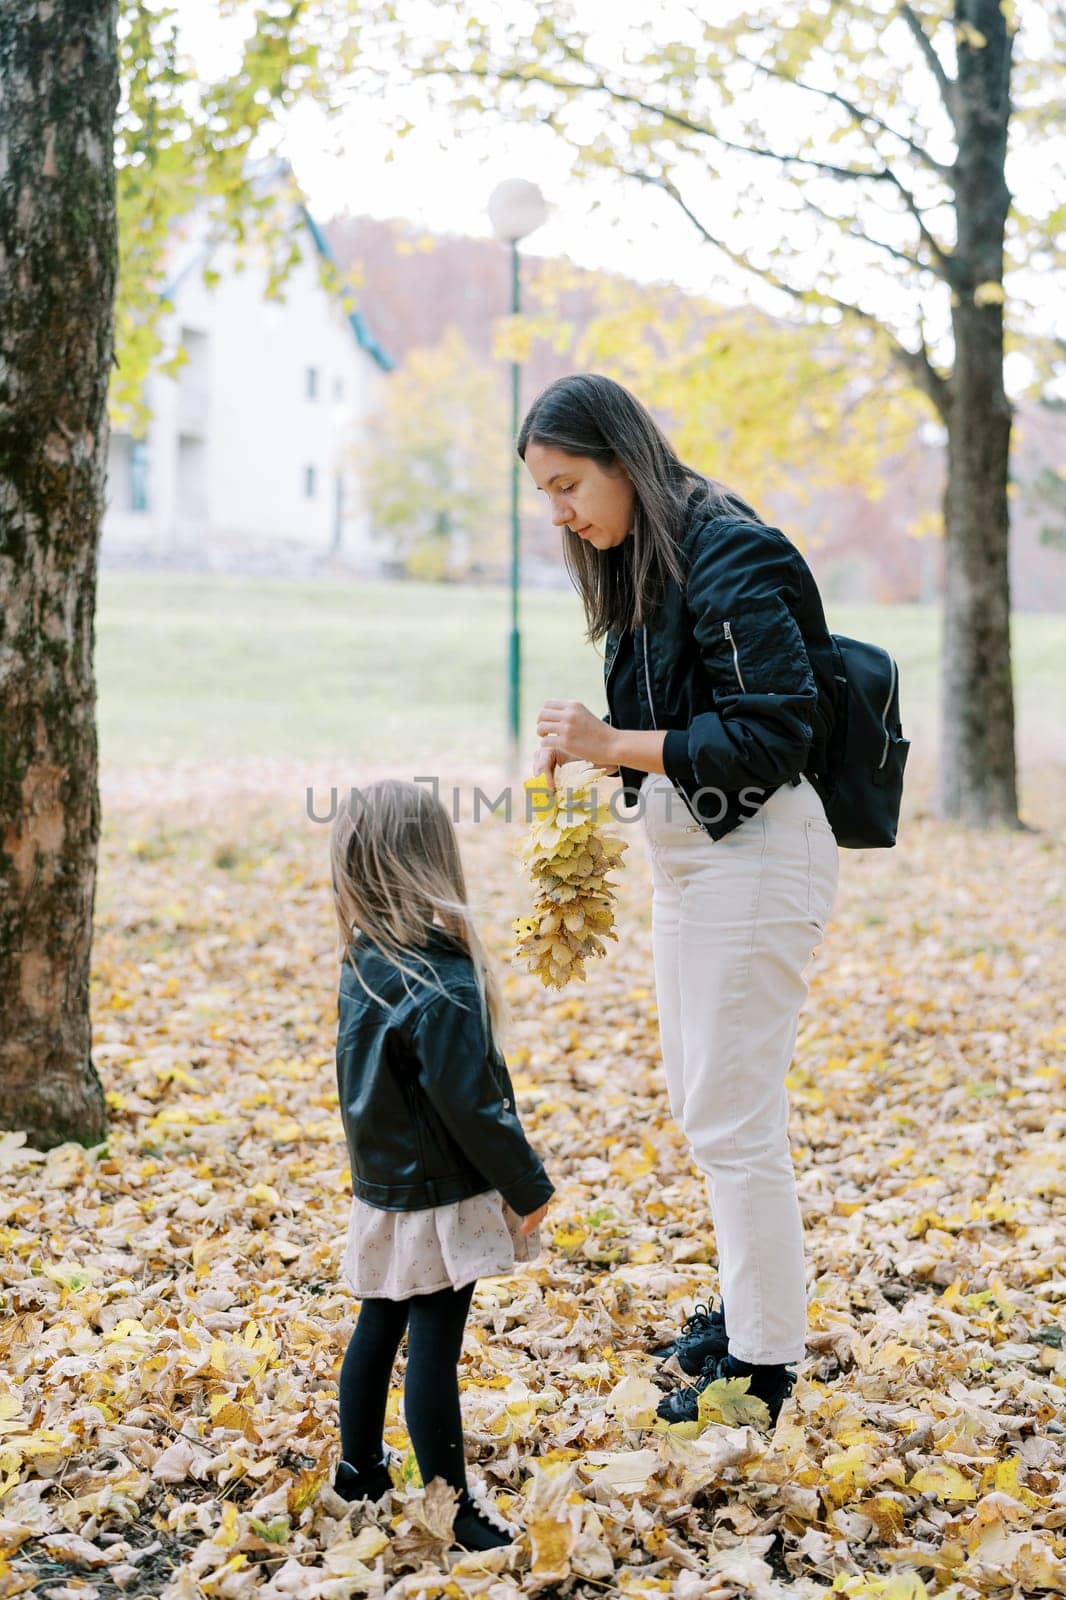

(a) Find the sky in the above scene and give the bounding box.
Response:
[172,0,1058,400]
[175,0,742,300]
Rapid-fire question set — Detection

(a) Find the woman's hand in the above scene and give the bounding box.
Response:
[531,740,570,794]
[535,700,618,773]
[520,1201,549,1236]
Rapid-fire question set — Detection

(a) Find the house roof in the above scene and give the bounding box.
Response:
[160,160,394,373]
[298,206,394,372]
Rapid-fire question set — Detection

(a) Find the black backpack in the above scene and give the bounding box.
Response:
[810,634,910,849]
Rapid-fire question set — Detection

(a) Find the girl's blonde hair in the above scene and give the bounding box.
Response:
[329,778,506,1050]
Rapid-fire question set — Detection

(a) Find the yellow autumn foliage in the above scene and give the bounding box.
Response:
[1,763,1063,1597]
[512,764,629,987]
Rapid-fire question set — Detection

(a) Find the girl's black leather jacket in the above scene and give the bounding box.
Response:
[335,928,554,1216]
[605,509,839,839]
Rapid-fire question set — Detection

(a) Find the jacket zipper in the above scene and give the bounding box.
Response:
[641,625,704,829]
[604,631,622,702]
[723,620,746,692]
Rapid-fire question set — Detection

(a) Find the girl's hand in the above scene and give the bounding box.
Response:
[536,700,617,771]
[519,1201,549,1236]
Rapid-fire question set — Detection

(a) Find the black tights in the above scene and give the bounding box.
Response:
[338,1281,475,1493]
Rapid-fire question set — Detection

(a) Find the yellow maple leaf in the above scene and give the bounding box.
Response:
[694,1375,771,1430]
[287,1468,328,1516]
[351,1527,388,1561]
[529,1513,577,1579]
[822,1443,873,1504]
[408,1476,459,1540]
[980,1455,1043,1508]
[552,1222,589,1255]
[215,1500,240,1548]
[653,1375,770,1437]
[831,1574,930,1597]
[210,1401,260,1442]
[522,773,556,813]
[909,1462,976,1501]
[861,1495,906,1540]
[610,1143,656,1182]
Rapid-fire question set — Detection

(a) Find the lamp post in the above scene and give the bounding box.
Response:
[488,179,548,772]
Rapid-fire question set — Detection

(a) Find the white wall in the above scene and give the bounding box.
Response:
[102,219,388,572]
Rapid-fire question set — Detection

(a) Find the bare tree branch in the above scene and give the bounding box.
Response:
[798,192,935,275]
[439,57,959,281]
[897,2,958,126]
[876,169,957,279]
[721,43,957,276]
[805,81,960,283]
[738,51,959,281]
[417,62,904,188]
[420,58,960,292]
[401,52,955,416]
[734,50,953,180]
[635,167,951,419]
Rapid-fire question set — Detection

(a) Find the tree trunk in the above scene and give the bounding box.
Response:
[0,2,119,1147]
[939,0,1019,826]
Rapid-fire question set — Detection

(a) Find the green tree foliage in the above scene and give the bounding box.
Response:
[352,326,524,579]
[511,259,928,517]
[113,0,336,432]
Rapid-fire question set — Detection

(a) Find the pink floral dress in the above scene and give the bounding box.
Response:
[340,1188,543,1299]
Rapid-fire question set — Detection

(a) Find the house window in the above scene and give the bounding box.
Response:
[332,472,345,552]
[333,376,344,401]
[305,464,317,499]
[306,366,319,399]
[129,439,149,512]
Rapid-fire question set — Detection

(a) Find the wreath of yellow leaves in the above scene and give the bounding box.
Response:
[511,763,629,988]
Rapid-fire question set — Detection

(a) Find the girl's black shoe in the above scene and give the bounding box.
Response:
[655,1352,796,1429]
[334,1452,393,1503]
[452,1488,517,1552]
[649,1300,729,1375]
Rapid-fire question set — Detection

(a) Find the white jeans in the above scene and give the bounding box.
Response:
[638,771,839,1364]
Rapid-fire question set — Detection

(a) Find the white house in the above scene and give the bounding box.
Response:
[102,166,393,574]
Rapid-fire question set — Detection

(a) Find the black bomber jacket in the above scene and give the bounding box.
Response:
[604,504,839,839]
[335,928,554,1216]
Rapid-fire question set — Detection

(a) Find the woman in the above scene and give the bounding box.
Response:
[520,373,840,1429]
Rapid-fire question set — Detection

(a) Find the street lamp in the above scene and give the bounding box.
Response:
[488,179,548,772]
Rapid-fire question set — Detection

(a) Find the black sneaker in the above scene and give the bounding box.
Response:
[452,1488,517,1552]
[333,1451,393,1503]
[650,1300,729,1375]
[655,1353,796,1429]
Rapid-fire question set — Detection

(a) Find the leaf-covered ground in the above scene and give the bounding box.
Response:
[2,759,1064,1600]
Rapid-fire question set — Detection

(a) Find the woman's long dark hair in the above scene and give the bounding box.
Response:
[517,373,762,642]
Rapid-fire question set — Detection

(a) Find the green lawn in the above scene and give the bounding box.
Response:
[96,573,1065,783]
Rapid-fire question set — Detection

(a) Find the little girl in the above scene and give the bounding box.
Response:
[328,778,554,1552]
